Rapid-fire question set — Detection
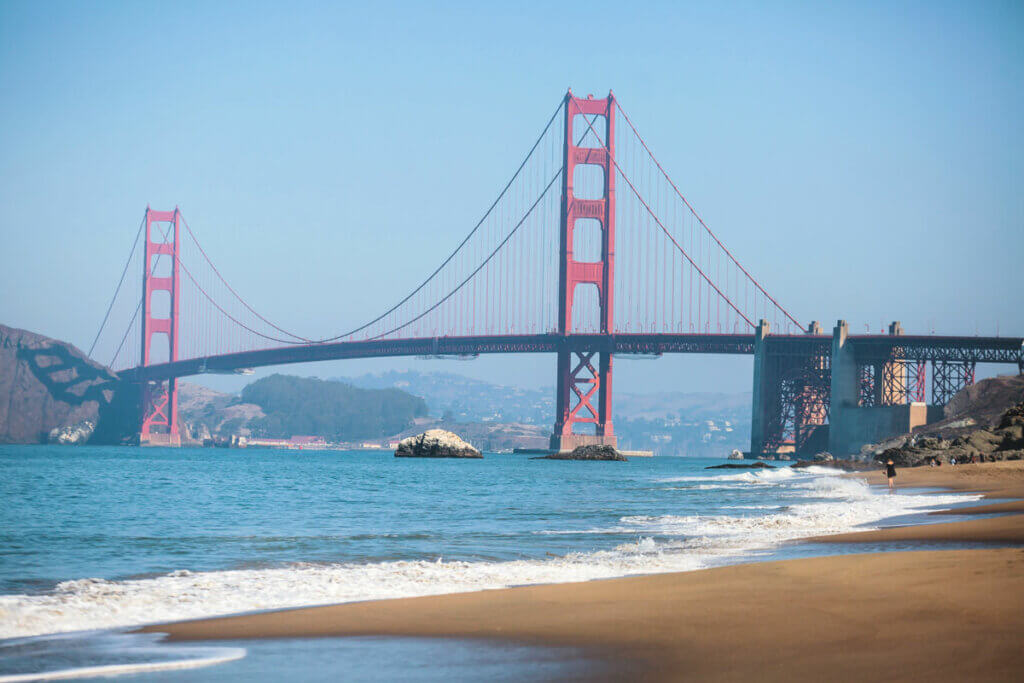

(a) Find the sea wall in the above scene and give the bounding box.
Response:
[829,402,943,456]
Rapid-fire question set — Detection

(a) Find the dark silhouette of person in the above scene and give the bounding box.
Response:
[885,459,897,491]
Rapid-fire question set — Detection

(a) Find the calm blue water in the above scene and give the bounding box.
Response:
[0,445,981,680]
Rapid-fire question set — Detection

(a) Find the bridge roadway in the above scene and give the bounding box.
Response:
[120,332,1024,383]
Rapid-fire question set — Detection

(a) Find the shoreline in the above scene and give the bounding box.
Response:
[805,460,1024,545]
[141,461,1024,681]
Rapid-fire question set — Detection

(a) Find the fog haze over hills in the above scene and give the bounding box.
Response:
[338,370,750,456]
[339,370,749,421]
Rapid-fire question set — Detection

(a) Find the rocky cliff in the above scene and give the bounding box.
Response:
[0,324,135,444]
[856,375,1024,467]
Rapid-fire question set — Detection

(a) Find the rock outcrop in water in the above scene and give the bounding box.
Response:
[48,420,96,444]
[0,323,136,444]
[394,429,482,458]
[537,444,627,461]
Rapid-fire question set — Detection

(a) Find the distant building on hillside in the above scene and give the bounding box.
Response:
[245,435,327,450]
[290,435,326,446]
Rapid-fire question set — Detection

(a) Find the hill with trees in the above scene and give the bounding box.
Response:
[241,374,427,441]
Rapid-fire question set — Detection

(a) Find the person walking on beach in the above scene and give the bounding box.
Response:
[885,459,897,491]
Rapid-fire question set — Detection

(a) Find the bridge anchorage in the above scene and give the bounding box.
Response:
[90,90,1023,454]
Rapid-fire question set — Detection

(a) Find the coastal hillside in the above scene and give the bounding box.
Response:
[340,369,750,423]
[180,371,751,453]
[338,370,551,424]
[179,375,429,443]
[339,369,751,455]
[242,375,428,441]
[178,378,547,450]
[177,382,267,442]
[858,375,1024,466]
[937,374,1024,431]
[0,323,133,444]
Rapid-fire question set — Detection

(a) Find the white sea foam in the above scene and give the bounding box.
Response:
[657,466,805,484]
[0,648,244,682]
[0,545,710,640]
[619,473,979,555]
[0,631,244,682]
[0,469,981,641]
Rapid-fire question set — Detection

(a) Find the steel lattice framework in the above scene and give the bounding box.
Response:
[853,337,1024,365]
[758,336,832,453]
[931,360,977,406]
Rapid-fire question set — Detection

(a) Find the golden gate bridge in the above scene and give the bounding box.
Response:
[89,91,1024,455]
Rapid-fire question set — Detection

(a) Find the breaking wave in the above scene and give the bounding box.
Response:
[0,467,979,641]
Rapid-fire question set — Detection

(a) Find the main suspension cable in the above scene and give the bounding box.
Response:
[614,101,802,329]
[369,113,603,341]
[107,215,176,368]
[570,98,755,328]
[180,216,313,343]
[304,99,565,344]
[89,211,146,357]
[370,169,562,340]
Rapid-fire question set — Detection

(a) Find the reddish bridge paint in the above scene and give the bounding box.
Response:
[554,92,617,450]
[91,91,1023,452]
[139,208,181,446]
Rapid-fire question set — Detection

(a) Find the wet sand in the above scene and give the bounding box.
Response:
[144,461,1024,682]
[807,460,1024,545]
[853,459,1024,500]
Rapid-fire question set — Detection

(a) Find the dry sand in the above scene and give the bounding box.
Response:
[143,461,1024,682]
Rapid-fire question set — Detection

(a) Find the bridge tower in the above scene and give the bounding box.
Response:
[551,91,618,451]
[139,207,181,446]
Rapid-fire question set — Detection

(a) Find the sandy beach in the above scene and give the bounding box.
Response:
[144,461,1024,681]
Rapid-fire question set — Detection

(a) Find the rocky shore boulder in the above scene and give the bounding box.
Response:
[853,377,1024,467]
[537,444,627,461]
[48,420,96,445]
[394,429,482,458]
[867,401,1024,467]
[791,459,874,471]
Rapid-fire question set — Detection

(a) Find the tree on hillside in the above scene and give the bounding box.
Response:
[241,374,427,441]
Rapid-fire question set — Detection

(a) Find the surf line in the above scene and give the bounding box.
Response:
[0,647,245,682]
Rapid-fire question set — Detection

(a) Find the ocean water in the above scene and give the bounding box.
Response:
[0,445,982,680]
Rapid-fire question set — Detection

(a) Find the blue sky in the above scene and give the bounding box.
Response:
[1,1,1021,394]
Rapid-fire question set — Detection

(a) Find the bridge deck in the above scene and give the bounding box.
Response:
[119,333,1023,382]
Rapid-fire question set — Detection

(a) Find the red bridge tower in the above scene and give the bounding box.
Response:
[551,91,618,451]
[139,207,181,446]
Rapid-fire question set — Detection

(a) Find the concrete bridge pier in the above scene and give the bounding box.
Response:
[748,319,773,456]
[749,319,831,457]
[826,320,858,456]
[826,320,944,456]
